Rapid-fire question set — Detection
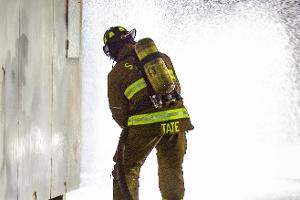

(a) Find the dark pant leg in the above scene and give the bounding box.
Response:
[156,131,187,200]
[113,127,163,200]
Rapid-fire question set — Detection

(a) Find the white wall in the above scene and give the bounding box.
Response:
[0,1,81,199]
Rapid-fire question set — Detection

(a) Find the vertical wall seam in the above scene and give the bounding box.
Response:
[66,0,69,58]
[50,0,55,198]
[17,0,21,199]
[78,0,82,188]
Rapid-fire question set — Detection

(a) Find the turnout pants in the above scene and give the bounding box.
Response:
[112,125,187,200]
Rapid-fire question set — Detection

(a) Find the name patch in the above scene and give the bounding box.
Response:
[161,121,180,134]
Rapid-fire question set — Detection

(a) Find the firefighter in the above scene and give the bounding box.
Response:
[103,26,194,200]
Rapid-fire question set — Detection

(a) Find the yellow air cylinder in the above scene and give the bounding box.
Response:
[135,38,175,95]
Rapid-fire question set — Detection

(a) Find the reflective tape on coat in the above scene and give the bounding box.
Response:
[128,108,190,126]
[124,78,147,100]
[124,70,175,100]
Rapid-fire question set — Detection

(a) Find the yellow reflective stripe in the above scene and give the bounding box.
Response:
[124,78,147,100]
[128,108,189,126]
[104,37,108,44]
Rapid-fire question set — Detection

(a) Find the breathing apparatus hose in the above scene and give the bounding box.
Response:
[116,127,134,200]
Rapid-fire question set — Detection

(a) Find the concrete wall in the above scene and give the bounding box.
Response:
[0,0,81,199]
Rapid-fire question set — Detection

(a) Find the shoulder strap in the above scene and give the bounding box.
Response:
[140,52,163,66]
[136,61,156,96]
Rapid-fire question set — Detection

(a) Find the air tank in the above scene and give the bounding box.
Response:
[135,38,175,95]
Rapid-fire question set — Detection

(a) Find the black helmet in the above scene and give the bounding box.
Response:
[103,26,136,60]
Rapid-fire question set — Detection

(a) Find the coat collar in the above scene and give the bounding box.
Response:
[117,43,136,62]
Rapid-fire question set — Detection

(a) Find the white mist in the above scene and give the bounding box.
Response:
[69,1,300,200]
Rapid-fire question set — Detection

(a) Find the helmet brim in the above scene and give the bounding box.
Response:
[103,45,110,57]
[121,29,136,40]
